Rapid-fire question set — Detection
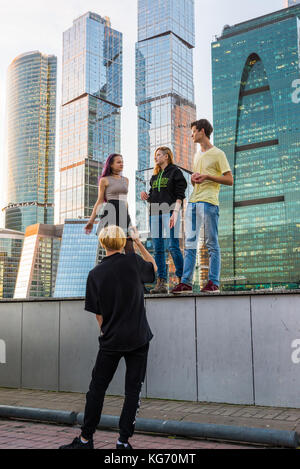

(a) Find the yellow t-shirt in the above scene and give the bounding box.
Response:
[189,146,231,206]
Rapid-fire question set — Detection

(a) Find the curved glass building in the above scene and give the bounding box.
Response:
[4,51,57,233]
[212,4,300,290]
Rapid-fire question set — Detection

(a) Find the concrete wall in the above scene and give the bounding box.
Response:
[1,293,300,408]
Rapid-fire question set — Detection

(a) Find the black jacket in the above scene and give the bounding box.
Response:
[148,164,187,214]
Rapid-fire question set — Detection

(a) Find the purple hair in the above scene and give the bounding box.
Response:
[99,153,122,202]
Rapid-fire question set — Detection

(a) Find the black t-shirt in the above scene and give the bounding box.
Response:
[85,253,155,352]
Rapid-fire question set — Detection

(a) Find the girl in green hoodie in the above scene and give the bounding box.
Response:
[141,147,187,294]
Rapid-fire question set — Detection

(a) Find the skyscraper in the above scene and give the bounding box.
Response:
[4,51,57,233]
[212,5,300,290]
[135,0,196,233]
[59,12,122,223]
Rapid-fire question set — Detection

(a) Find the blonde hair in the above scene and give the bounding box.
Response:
[153,147,174,175]
[98,225,127,251]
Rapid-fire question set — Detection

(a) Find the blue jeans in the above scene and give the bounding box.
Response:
[182,202,221,287]
[150,213,183,281]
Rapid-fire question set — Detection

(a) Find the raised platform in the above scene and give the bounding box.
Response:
[1,291,300,408]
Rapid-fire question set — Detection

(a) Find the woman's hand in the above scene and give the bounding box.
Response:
[85,221,94,235]
[141,191,149,201]
[170,211,179,229]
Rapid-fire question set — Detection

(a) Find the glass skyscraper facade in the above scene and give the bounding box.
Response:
[54,220,104,298]
[59,12,122,223]
[136,0,196,234]
[14,224,62,298]
[212,4,300,290]
[0,229,24,299]
[4,52,57,233]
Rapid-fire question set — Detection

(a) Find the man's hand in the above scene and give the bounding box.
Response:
[192,173,210,185]
[96,314,103,329]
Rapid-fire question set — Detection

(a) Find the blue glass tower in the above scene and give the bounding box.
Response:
[212,4,300,290]
[59,12,122,222]
[136,0,196,233]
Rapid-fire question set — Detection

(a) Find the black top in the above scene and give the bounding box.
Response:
[148,164,187,215]
[85,253,155,352]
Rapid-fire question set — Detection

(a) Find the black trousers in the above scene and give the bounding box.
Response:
[81,342,149,442]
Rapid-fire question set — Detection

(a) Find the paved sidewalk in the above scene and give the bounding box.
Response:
[0,387,299,436]
[0,419,257,450]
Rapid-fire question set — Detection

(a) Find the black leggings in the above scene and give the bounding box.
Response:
[81,343,149,442]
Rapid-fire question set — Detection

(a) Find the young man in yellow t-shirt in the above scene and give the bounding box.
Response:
[172,119,233,294]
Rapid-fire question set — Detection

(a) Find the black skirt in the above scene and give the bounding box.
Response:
[97,199,132,237]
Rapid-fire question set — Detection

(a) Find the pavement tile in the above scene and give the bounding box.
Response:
[2,420,260,450]
[218,408,244,416]
[274,413,300,421]
[1,388,300,438]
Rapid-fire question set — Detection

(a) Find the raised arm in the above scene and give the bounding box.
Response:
[130,227,158,273]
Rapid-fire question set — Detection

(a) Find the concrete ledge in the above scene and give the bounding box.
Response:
[1,293,300,407]
[0,405,299,448]
[1,289,300,302]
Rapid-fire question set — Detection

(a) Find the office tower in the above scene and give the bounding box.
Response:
[212,5,300,290]
[0,229,24,299]
[4,51,57,233]
[59,12,122,223]
[285,1,300,7]
[135,0,196,234]
[54,220,104,298]
[14,224,63,298]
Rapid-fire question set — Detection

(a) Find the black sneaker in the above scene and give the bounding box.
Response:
[116,441,133,450]
[59,437,94,450]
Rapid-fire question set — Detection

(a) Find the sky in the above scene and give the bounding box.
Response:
[0,0,284,228]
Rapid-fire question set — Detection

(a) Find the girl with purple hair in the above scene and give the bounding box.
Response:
[85,153,134,254]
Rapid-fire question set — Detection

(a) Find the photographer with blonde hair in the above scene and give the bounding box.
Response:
[60,225,157,450]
